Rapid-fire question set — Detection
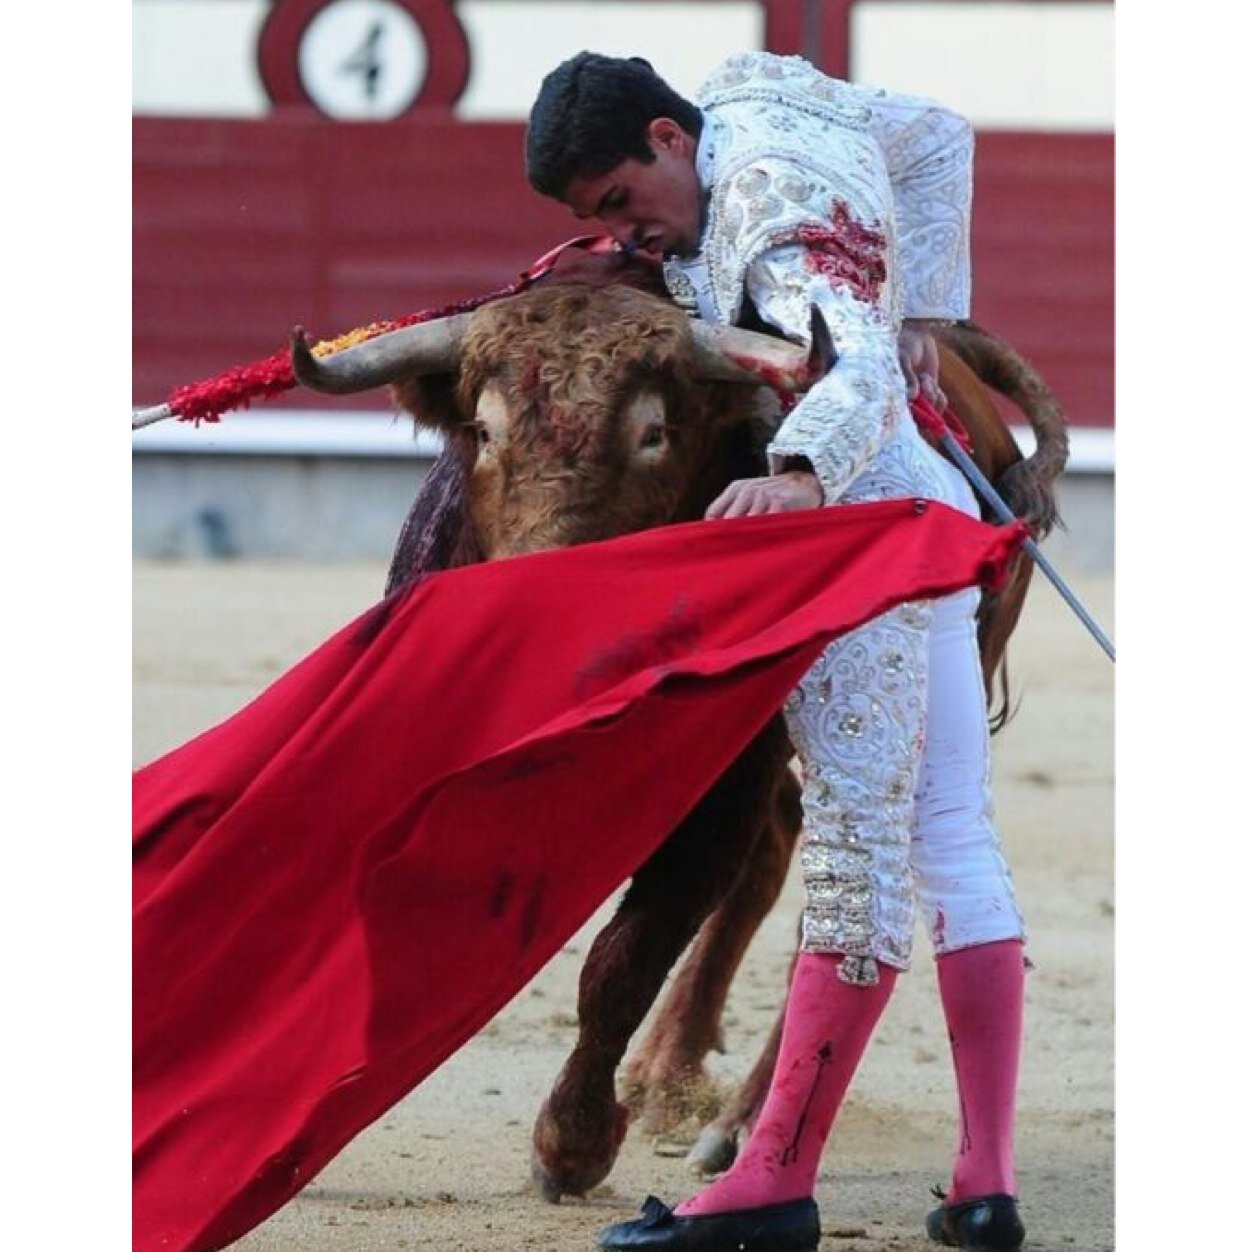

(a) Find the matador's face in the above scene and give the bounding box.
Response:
[563,118,703,261]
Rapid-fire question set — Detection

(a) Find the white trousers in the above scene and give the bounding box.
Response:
[784,459,1025,984]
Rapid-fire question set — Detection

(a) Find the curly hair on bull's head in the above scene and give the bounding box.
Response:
[525,52,703,199]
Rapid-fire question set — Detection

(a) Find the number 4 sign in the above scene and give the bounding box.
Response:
[258,0,470,118]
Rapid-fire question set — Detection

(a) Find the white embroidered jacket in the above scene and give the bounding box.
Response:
[663,52,974,505]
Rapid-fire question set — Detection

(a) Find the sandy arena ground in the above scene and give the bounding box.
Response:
[134,558,1114,1252]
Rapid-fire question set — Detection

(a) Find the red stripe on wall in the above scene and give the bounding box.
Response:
[970,132,1113,428]
[133,117,1112,426]
[133,116,573,413]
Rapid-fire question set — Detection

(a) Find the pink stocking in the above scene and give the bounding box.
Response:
[936,939,1025,1200]
[676,952,896,1216]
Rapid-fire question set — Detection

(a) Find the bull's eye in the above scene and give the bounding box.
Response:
[472,388,508,457]
[625,392,669,461]
[639,423,666,451]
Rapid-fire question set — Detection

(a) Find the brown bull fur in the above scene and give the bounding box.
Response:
[940,348,1036,735]
[384,276,1066,1201]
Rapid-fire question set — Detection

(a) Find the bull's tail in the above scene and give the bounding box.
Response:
[940,320,1069,540]
[938,321,1072,735]
[976,552,1033,735]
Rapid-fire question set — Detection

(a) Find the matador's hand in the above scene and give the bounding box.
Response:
[705,470,824,519]
[899,321,947,409]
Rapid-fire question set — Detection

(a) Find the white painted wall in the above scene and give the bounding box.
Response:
[133,0,1113,129]
[456,1,764,117]
[852,2,1113,131]
[132,0,271,117]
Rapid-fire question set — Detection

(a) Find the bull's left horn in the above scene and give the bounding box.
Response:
[690,308,835,392]
[291,313,474,395]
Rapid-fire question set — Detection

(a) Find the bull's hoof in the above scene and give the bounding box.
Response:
[529,1153,576,1204]
[685,1124,739,1176]
[528,1144,612,1205]
[530,1095,630,1203]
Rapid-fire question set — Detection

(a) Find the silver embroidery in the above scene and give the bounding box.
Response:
[685,52,981,970]
[663,265,699,312]
[692,51,971,325]
[785,603,931,968]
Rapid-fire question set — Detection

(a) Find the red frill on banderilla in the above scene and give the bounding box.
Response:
[152,235,623,425]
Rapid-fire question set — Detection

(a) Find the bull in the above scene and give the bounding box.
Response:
[291,251,1067,1203]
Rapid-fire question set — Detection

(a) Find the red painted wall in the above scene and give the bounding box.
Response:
[133,115,1112,426]
[967,131,1113,428]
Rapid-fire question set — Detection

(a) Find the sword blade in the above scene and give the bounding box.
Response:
[937,432,1115,663]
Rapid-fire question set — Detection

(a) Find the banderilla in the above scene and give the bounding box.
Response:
[937,431,1115,663]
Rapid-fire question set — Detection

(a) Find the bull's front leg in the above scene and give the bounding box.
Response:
[529,726,786,1203]
[530,889,703,1202]
[686,939,796,1175]
[621,764,802,1138]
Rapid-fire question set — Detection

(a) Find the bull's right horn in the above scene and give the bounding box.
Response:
[291,313,474,395]
[690,308,836,392]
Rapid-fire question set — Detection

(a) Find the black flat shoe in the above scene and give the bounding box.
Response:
[596,1194,820,1251]
[925,1191,1025,1250]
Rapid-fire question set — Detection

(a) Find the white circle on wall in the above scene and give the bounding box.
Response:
[297,0,428,119]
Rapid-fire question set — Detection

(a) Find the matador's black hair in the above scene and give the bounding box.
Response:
[525,52,704,200]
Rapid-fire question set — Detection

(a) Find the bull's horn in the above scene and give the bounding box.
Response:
[690,307,836,391]
[290,313,474,395]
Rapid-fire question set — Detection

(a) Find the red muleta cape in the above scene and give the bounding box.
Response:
[133,501,1026,1252]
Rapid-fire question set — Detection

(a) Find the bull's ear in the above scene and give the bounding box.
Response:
[688,379,777,437]
[384,442,481,592]
[390,373,464,435]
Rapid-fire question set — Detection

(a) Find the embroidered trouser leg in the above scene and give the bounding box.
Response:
[784,599,932,984]
[785,584,1025,985]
